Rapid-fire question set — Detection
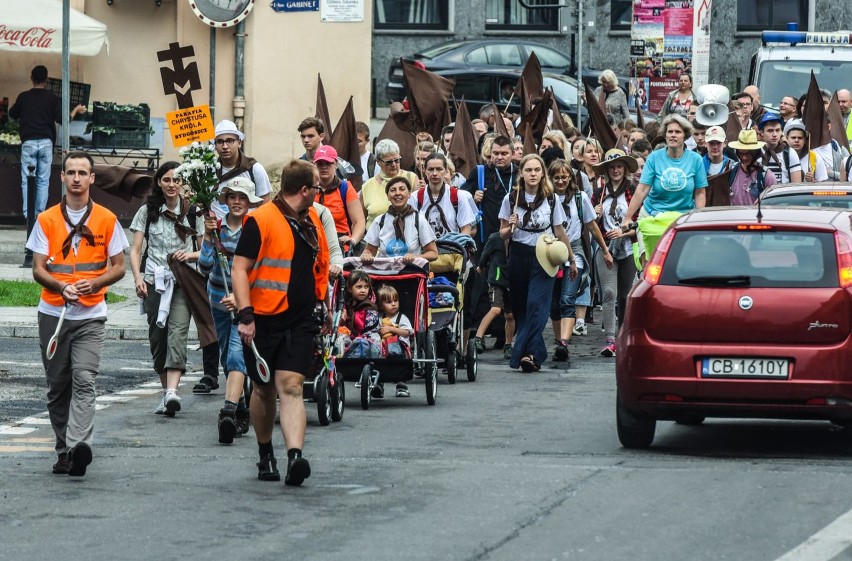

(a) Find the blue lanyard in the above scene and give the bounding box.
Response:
[495,165,514,194]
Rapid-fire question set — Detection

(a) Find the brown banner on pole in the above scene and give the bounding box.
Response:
[448,99,479,178]
[316,74,332,136]
[584,83,618,152]
[513,52,544,119]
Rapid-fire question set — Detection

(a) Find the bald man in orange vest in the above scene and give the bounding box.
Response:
[26,151,128,477]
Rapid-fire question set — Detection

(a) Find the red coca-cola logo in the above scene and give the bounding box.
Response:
[0,26,55,50]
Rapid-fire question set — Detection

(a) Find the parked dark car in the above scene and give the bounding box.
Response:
[616,206,852,449]
[385,39,627,103]
[760,182,852,209]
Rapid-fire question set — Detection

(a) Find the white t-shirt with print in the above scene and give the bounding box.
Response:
[498,192,567,247]
[598,189,634,260]
[364,211,437,257]
[409,186,478,238]
[26,206,129,320]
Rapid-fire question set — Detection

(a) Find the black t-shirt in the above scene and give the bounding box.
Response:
[236,215,317,328]
[463,163,516,247]
[9,88,61,143]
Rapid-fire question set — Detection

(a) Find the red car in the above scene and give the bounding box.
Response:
[616,206,852,448]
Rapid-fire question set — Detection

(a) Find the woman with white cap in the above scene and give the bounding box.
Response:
[211,119,273,219]
[783,119,829,183]
[592,149,640,357]
[499,154,578,373]
[726,129,776,205]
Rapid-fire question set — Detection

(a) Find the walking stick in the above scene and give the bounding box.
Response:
[46,304,68,360]
[211,230,270,383]
[510,186,522,234]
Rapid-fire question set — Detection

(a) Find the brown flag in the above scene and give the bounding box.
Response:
[828,92,850,152]
[513,52,544,119]
[584,83,618,152]
[330,96,363,188]
[393,60,455,141]
[490,102,511,138]
[377,114,417,171]
[803,71,832,148]
[705,171,731,207]
[549,91,568,134]
[634,96,645,132]
[725,102,742,142]
[447,99,479,178]
[518,89,554,150]
[315,74,332,138]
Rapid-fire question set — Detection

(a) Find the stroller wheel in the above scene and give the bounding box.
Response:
[316,373,331,426]
[466,339,478,382]
[425,331,437,406]
[331,370,345,422]
[359,365,372,410]
[446,346,457,385]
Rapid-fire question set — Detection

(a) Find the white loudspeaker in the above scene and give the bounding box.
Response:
[695,84,730,126]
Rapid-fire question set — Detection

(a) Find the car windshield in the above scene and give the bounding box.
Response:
[761,193,852,209]
[543,76,579,106]
[660,230,838,288]
[758,60,852,109]
[416,41,467,59]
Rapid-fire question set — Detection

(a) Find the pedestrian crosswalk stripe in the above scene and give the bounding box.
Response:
[0,445,54,452]
[95,395,137,403]
[0,426,37,435]
[20,417,52,425]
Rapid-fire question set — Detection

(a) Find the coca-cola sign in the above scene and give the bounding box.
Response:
[0,26,56,50]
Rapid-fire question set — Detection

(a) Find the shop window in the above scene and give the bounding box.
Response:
[485,0,559,31]
[374,0,450,31]
[610,0,632,31]
[737,0,807,32]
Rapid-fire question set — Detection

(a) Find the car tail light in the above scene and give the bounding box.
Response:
[835,231,852,288]
[811,191,848,196]
[644,228,676,286]
[736,224,773,231]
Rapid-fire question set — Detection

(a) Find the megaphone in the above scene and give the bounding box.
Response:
[695,84,730,126]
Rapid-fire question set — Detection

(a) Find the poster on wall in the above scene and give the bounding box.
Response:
[321,0,364,22]
[691,0,712,86]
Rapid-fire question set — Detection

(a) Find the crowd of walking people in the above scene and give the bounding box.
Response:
[25,66,852,484]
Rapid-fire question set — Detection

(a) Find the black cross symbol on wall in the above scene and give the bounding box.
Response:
[157,42,202,109]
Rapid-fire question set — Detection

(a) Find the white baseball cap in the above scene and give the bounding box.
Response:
[705,126,725,143]
[214,119,245,141]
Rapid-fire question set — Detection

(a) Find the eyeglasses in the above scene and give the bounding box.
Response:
[380,157,402,165]
[214,138,239,146]
[307,184,321,191]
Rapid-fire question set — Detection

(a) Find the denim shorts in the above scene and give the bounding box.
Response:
[211,306,246,374]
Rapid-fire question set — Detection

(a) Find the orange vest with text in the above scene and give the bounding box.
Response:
[247,203,329,315]
[38,202,116,307]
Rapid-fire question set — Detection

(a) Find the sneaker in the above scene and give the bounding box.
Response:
[600,339,616,357]
[503,344,513,360]
[218,410,237,444]
[164,390,181,417]
[235,409,250,435]
[52,452,70,475]
[371,384,384,399]
[257,453,280,481]
[395,383,410,398]
[573,323,587,336]
[473,336,486,353]
[67,442,92,477]
[554,340,570,362]
[154,392,166,415]
[285,456,311,486]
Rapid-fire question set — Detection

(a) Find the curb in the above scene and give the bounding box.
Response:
[0,325,182,340]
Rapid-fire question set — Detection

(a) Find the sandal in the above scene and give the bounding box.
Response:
[520,356,537,373]
[192,375,219,394]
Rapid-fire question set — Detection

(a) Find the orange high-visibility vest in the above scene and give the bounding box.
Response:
[247,203,329,315]
[38,202,116,307]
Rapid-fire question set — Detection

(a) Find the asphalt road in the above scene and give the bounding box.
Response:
[2,337,852,561]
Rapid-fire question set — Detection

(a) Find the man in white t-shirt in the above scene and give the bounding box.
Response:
[210,120,273,219]
[26,152,129,477]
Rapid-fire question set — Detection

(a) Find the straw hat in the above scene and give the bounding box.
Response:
[728,129,766,151]
[592,148,639,175]
[218,176,262,205]
[535,235,570,277]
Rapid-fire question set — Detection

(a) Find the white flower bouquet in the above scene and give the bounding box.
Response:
[174,141,220,213]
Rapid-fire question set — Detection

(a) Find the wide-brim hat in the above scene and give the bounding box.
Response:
[592,148,639,175]
[535,235,570,277]
[218,176,262,206]
[728,129,765,151]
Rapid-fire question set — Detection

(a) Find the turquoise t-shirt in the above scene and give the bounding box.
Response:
[639,149,708,215]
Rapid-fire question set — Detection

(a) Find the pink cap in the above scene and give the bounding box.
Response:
[313,145,338,164]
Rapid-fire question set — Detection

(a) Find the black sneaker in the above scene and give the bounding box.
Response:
[285,456,311,487]
[554,340,570,362]
[52,452,70,475]
[235,409,250,435]
[257,454,280,481]
[68,442,92,477]
[218,411,237,444]
[473,337,486,354]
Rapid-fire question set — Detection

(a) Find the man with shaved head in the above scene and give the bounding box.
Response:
[744,85,765,122]
[837,89,852,142]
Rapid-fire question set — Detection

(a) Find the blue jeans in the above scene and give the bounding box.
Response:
[21,139,52,217]
[549,260,585,321]
[211,307,246,375]
[508,243,555,369]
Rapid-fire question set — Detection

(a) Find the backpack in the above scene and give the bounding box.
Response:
[728,163,765,200]
[416,187,460,215]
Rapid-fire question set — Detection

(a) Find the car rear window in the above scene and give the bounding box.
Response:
[761,193,852,209]
[660,230,839,288]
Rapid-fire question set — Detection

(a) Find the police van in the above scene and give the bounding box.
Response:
[748,29,852,110]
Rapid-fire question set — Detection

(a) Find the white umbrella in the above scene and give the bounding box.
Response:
[1,0,109,56]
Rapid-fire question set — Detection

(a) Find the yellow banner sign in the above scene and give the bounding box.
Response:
[166,104,215,147]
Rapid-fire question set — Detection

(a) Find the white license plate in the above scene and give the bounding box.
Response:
[701,358,789,379]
